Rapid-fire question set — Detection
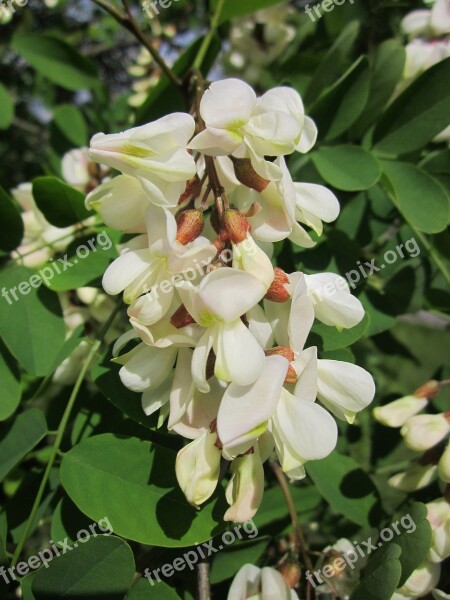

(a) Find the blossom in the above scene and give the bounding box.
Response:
[190,79,317,180]
[89,114,196,207]
[392,561,440,600]
[426,499,450,563]
[175,429,221,507]
[227,564,300,600]
[401,0,450,38]
[224,444,265,522]
[374,395,428,428]
[102,203,216,313]
[61,148,91,192]
[438,442,450,483]
[177,268,268,390]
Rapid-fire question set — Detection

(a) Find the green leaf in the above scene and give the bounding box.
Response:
[0,341,21,421]
[306,451,381,527]
[42,232,118,292]
[350,40,406,138]
[0,266,66,376]
[308,313,370,352]
[305,21,360,105]
[0,409,47,482]
[126,579,181,599]
[0,186,24,252]
[350,544,402,600]
[389,503,432,587]
[53,105,88,147]
[136,36,221,125]
[212,0,283,23]
[32,177,90,228]
[312,146,382,191]
[381,160,449,234]
[32,535,135,600]
[60,434,227,547]
[12,33,99,91]
[310,57,370,141]
[0,83,14,129]
[373,58,450,155]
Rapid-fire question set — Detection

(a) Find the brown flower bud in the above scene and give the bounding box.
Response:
[413,380,440,400]
[265,347,297,384]
[176,209,204,245]
[170,304,196,329]
[265,268,291,303]
[231,157,270,192]
[278,559,301,589]
[223,208,251,244]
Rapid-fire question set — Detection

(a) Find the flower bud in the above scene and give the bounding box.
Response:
[175,430,221,507]
[170,304,196,329]
[265,347,297,384]
[231,157,270,192]
[265,268,291,303]
[176,209,204,245]
[223,208,251,244]
[413,380,440,400]
[388,464,438,492]
[278,559,301,589]
[401,413,450,452]
[373,395,428,428]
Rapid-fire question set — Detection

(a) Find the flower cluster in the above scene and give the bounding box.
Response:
[374,380,450,599]
[87,77,375,522]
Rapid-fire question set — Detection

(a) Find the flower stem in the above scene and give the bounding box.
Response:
[197,560,211,600]
[193,0,225,71]
[11,303,121,566]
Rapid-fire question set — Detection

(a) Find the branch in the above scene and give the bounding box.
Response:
[92,0,182,88]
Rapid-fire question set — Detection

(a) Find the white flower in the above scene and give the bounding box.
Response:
[401,0,450,38]
[175,429,221,507]
[89,113,196,207]
[373,395,428,428]
[102,203,216,310]
[392,561,440,600]
[303,273,365,330]
[61,148,91,192]
[85,175,149,233]
[227,564,300,600]
[224,444,265,523]
[217,355,288,459]
[177,268,268,391]
[401,413,450,452]
[426,499,450,563]
[190,79,317,181]
[388,463,438,492]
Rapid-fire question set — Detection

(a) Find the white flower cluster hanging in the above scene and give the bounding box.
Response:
[87,77,376,523]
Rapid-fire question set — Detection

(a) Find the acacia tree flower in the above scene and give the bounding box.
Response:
[224,444,265,522]
[175,429,222,507]
[392,561,441,600]
[373,380,440,428]
[190,79,317,180]
[401,0,450,38]
[89,113,196,206]
[102,204,216,313]
[401,413,450,452]
[227,564,300,600]
[388,463,438,492]
[426,499,450,563]
[438,442,450,483]
[177,268,268,391]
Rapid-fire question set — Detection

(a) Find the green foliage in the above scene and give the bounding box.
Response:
[0,83,14,130]
[312,145,382,191]
[60,434,227,547]
[0,186,24,252]
[32,177,91,227]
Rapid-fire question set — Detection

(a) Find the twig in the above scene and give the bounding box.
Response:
[197,561,211,600]
[91,0,182,88]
